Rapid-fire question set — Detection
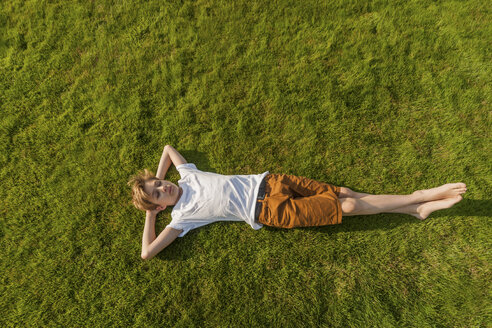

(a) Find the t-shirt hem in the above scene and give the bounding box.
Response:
[248,171,269,230]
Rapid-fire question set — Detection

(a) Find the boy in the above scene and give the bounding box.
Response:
[128,145,467,260]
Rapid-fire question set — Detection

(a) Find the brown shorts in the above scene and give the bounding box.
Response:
[255,174,342,229]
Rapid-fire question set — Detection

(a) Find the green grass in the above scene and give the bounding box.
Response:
[1,0,490,326]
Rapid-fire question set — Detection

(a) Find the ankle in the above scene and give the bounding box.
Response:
[411,190,426,203]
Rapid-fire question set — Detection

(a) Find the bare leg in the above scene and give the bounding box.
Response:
[345,190,461,219]
[345,190,424,218]
[339,183,467,218]
[346,190,423,217]
[341,193,422,215]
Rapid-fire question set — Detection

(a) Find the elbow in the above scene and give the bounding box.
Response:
[141,251,151,260]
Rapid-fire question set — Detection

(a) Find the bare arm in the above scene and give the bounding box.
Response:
[141,210,183,260]
[141,145,187,260]
[156,145,187,179]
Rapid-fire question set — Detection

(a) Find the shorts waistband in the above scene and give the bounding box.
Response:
[254,175,269,223]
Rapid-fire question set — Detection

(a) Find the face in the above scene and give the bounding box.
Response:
[143,179,181,211]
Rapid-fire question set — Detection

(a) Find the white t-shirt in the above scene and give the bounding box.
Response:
[166,163,270,237]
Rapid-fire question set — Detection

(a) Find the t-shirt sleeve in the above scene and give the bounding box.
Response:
[165,222,190,237]
[175,163,198,179]
[166,219,214,238]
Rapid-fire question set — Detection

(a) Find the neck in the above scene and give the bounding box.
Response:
[176,187,183,203]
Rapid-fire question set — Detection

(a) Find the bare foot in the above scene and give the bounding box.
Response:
[412,196,463,220]
[413,183,467,202]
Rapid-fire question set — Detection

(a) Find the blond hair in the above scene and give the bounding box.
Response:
[127,169,159,211]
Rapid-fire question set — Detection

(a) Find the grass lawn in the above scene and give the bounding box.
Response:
[1,0,490,326]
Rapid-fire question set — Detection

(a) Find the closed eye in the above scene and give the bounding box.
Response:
[153,180,161,199]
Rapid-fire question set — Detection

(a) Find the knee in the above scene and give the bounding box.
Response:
[340,198,358,215]
[339,187,354,198]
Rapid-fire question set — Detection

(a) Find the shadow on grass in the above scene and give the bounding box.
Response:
[260,198,490,235]
[152,151,490,259]
[178,149,216,172]
[156,198,489,261]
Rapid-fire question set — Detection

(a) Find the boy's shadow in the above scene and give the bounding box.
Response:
[180,150,216,172]
[265,198,489,235]
[160,149,216,180]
